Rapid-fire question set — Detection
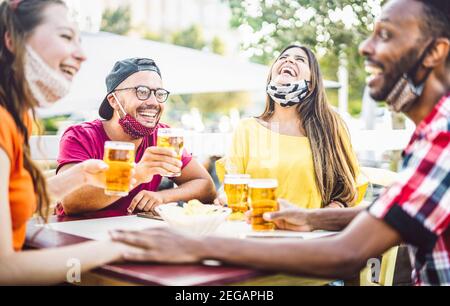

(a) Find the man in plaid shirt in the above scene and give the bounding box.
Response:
[359,0,450,285]
[368,93,450,285]
[111,0,450,285]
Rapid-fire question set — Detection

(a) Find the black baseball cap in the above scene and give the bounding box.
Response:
[99,58,162,120]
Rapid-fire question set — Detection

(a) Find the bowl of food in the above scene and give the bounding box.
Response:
[155,200,231,235]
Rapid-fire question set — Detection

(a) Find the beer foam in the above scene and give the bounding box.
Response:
[248,179,278,189]
[157,128,184,137]
[224,178,250,184]
[224,174,250,185]
[104,141,135,150]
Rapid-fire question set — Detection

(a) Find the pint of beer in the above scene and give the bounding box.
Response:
[248,179,279,231]
[103,141,135,196]
[157,128,184,177]
[224,174,250,221]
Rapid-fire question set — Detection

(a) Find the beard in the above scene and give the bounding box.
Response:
[369,47,421,102]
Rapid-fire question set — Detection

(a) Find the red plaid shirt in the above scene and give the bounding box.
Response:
[368,93,450,286]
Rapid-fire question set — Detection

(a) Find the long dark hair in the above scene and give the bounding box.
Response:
[0,0,66,219]
[259,45,357,207]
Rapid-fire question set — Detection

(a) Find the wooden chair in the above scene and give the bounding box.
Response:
[358,166,400,286]
[360,166,398,188]
[359,246,399,286]
[30,135,60,162]
[30,135,60,217]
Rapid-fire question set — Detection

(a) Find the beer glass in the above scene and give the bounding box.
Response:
[248,179,279,231]
[224,174,250,221]
[157,128,184,177]
[103,141,135,196]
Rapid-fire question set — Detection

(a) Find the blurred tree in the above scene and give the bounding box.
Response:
[211,36,226,55]
[227,0,384,115]
[169,26,246,124]
[140,29,164,42]
[171,24,206,50]
[163,91,252,129]
[38,116,70,135]
[189,91,252,116]
[100,6,131,35]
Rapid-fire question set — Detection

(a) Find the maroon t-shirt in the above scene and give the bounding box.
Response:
[56,119,192,218]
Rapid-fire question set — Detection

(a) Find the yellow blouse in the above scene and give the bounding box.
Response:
[217,118,364,209]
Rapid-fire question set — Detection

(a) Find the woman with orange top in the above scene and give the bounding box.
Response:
[0,0,133,285]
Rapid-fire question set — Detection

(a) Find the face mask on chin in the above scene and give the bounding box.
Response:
[385,74,427,112]
[266,80,310,108]
[385,41,435,113]
[24,45,71,108]
[113,93,158,139]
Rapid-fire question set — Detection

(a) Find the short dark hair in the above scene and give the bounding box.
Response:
[415,0,450,63]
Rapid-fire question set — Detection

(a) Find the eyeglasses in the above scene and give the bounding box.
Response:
[114,86,170,103]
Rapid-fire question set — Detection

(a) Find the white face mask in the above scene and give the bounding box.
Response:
[266,80,310,108]
[24,45,71,108]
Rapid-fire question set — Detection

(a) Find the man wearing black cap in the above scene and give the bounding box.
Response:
[56,58,216,217]
[112,0,450,286]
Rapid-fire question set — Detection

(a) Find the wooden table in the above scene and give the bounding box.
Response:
[25,216,333,286]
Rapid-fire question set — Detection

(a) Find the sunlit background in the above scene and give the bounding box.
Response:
[34,0,414,193]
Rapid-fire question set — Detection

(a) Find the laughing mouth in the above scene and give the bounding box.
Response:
[279,65,298,77]
[138,108,159,120]
[60,64,79,80]
[365,63,384,84]
[365,64,383,76]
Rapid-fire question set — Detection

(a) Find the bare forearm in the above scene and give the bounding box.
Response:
[194,212,400,279]
[198,236,363,279]
[309,206,364,231]
[0,240,123,285]
[159,179,216,204]
[47,164,85,200]
[61,186,121,215]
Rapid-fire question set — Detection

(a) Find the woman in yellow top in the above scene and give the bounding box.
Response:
[218,45,362,209]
